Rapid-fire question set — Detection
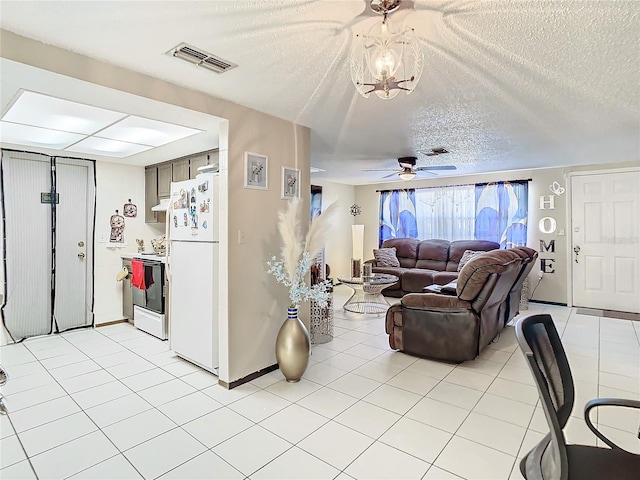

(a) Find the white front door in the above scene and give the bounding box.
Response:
[571,170,640,313]
[54,159,94,331]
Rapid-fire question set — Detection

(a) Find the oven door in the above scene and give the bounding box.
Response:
[131,261,165,314]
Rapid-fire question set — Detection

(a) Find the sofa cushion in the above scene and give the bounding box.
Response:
[447,240,500,272]
[433,271,459,285]
[373,247,401,267]
[457,250,485,271]
[415,239,450,270]
[381,238,419,268]
[401,268,436,293]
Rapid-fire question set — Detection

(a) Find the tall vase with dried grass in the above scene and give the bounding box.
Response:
[267,198,337,382]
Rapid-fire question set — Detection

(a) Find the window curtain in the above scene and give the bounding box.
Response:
[475,181,529,247]
[415,185,475,241]
[379,189,418,246]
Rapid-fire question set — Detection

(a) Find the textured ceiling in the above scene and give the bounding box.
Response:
[0,0,638,184]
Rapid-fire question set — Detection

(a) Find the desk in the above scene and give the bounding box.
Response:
[337,274,399,315]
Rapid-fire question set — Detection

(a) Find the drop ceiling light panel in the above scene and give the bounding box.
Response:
[0,122,85,149]
[2,90,127,133]
[96,116,202,146]
[65,137,153,158]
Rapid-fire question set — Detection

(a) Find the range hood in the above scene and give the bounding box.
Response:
[151,198,169,212]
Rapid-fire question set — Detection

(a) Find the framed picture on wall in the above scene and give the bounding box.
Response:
[244,152,268,190]
[281,167,300,199]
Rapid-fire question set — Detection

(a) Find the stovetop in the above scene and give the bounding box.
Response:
[133,252,167,263]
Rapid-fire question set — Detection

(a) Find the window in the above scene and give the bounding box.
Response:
[379,181,528,247]
[415,185,475,241]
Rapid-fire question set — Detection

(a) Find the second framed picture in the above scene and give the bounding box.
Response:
[281,167,300,199]
[244,152,268,190]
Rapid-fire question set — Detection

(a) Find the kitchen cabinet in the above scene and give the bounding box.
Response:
[189,151,219,178]
[122,258,133,321]
[157,163,172,198]
[145,150,218,223]
[145,167,158,223]
[172,159,189,182]
[189,155,208,179]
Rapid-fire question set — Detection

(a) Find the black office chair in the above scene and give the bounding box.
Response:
[515,314,640,480]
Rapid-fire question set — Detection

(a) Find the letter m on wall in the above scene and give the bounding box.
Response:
[539,239,556,253]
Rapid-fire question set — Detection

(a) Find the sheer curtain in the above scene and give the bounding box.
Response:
[415,185,475,240]
[379,189,418,246]
[475,181,529,247]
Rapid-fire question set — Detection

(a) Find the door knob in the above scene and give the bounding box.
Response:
[78,252,86,259]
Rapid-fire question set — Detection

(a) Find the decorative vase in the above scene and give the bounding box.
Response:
[275,307,310,382]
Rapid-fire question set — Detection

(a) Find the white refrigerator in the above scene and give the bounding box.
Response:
[168,172,220,374]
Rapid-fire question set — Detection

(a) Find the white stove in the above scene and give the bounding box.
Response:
[133,252,167,263]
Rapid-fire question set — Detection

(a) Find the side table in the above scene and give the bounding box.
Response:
[336,274,399,315]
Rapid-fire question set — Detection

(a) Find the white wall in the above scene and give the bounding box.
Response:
[93,162,164,325]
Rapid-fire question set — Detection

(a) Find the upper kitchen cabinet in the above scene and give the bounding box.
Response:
[189,155,208,179]
[189,151,219,178]
[157,163,172,198]
[145,150,218,223]
[145,167,158,223]
[172,159,189,182]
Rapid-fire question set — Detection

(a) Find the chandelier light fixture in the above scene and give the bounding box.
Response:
[351,0,423,100]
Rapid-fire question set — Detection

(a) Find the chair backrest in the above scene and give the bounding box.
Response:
[516,314,575,480]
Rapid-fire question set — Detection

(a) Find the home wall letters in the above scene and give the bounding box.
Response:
[537,183,564,274]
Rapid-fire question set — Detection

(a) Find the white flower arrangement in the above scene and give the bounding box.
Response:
[267,198,338,309]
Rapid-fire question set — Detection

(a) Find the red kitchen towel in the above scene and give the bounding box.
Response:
[131,259,146,290]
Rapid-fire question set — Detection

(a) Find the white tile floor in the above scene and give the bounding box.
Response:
[1,286,639,480]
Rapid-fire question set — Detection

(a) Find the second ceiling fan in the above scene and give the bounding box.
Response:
[365,150,457,180]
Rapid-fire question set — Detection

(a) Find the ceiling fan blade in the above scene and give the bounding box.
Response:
[415,165,457,171]
[382,172,399,179]
[362,168,399,172]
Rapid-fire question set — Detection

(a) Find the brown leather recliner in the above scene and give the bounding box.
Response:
[385,249,523,362]
[501,246,538,326]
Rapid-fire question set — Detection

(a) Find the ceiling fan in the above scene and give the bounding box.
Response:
[364,152,457,180]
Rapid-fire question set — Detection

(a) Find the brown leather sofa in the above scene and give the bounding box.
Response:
[385,248,523,362]
[501,246,538,326]
[369,238,499,297]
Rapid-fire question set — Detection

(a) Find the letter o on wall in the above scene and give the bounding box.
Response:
[539,217,557,234]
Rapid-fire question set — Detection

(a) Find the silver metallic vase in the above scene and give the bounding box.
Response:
[275,307,310,382]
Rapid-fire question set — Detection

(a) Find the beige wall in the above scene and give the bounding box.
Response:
[1,30,310,383]
[355,161,638,305]
[308,180,356,279]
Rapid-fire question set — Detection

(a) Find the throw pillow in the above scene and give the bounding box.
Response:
[373,247,400,267]
[457,250,485,272]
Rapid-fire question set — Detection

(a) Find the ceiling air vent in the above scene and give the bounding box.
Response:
[167,43,237,74]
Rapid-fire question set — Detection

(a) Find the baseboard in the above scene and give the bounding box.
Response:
[95,318,130,327]
[576,307,640,322]
[529,300,567,306]
[219,363,279,390]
